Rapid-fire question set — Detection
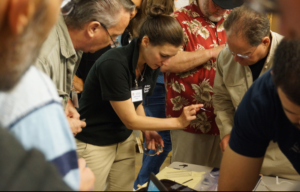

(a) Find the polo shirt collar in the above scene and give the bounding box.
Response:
[56,15,77,59]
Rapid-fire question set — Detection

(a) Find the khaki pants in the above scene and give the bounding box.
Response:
[76,133,136,191]
[261,142,300,180]
[170,129,222,168]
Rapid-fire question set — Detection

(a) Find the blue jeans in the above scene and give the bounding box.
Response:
[134,83,172,189]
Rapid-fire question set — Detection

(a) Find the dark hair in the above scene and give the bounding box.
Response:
[128,0,175,37]
[138,4,183,47]
[273,39,300,106]
[224,4,270,46]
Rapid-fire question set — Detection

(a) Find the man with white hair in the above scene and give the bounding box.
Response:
[161,0,243,168]
[35,0,135,136]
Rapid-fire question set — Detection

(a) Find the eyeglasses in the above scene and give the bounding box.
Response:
[225,42,258,59]
[99,22,119,48]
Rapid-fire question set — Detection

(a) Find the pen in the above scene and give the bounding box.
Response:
[201,107,211,112]
[182,179,193,185]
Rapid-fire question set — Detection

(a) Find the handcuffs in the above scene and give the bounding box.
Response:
[143,135,164,156]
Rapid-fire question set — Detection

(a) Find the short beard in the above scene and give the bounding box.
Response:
[201,0,225,23]
[0,1,48,91]
[208,15,223,22]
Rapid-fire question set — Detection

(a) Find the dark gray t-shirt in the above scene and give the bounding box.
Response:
[230,70,300,174]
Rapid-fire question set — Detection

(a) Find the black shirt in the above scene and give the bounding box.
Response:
[76,38,160,146]
[75,46,111,100]
[76,46,111,83]
[249,56,267,82]
[76,31,131,83]
[229,70,300,174]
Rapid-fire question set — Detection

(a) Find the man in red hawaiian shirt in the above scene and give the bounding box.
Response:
[161,0,243,168]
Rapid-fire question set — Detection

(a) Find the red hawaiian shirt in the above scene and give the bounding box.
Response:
[164,0,229,135]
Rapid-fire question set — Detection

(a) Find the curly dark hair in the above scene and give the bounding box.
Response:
[273,39,300,106]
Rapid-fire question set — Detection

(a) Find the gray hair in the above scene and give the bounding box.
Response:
[224,4,270,47]
[62,0,135,29]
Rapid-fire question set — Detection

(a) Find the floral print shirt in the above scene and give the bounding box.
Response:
[164,0,229,135]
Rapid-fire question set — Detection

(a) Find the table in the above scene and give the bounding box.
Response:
[167,162,300,191]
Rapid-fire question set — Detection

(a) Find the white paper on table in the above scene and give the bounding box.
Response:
[256,176,300,191]
[140,167,205,189]
[174,0,190,10]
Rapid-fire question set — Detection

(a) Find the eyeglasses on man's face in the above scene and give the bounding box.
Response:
[99,22,119,48]
[225,42,258,59]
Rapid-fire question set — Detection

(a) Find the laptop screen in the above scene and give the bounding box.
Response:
[148,180,160,191]
[147,172,168,191]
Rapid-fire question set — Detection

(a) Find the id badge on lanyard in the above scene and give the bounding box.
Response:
[131,79,143,103]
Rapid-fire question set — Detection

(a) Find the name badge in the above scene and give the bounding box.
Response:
[131,87,143,103]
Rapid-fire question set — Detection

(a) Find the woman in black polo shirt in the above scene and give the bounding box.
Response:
[75,5,202,191]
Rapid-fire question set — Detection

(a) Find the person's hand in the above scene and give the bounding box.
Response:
[210,44,225,59]
[178,104,203,128]
[65,99,80,119]
[78,158,95,191]
[220,134,231,153]
[143,131,164,155]
[72,75,84,93]
[68,118,86,136]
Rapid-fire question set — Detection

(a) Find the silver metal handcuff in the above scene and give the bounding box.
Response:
[142,135,164,156]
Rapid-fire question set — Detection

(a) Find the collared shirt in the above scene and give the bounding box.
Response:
[35,15,83,109]
[212,32,300,180]
[230,70,300,177]
[0,66,79,190]
[76,38,160,146]
[164,0,229,135]
[213,31,283,139]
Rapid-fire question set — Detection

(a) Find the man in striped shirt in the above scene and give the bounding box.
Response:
[0,0,94,190]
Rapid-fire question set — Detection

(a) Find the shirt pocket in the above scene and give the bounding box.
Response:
[225,79,248,109]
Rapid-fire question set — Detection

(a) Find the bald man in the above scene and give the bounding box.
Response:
[0,0,94,190]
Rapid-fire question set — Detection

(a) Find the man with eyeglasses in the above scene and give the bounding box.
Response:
[72,0,142,97]
[217,41,300,188]
[35,0,135,136]
[213,4,300,182]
